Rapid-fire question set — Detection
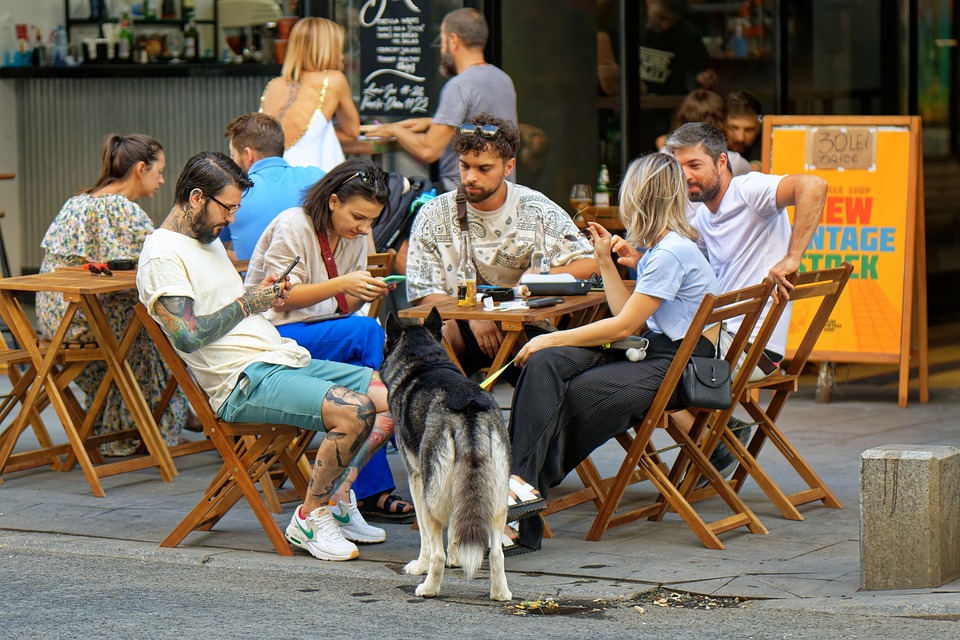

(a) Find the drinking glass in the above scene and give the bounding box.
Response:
[569,184,593,223]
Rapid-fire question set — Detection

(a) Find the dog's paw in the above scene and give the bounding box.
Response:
[446,551,460,568]
[404,559,428,575]
[415,582,440,598]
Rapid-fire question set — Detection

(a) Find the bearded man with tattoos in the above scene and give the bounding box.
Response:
[137,152,395,562]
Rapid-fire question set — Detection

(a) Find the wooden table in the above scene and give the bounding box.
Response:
[0,270,178,496]
[399,292,610,383]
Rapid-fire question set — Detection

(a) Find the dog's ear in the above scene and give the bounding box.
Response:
[385,312,403,351]
[424,307,444,341]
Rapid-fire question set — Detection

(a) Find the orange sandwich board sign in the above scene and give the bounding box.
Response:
[762,115,929,407]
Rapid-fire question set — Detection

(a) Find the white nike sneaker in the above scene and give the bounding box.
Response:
[285,505,359,561]
[332,490,386,544]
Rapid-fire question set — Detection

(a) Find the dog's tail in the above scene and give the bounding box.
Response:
[450,415,510,580]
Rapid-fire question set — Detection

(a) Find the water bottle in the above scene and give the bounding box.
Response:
[53,25,68,67]
[530,218,550,275]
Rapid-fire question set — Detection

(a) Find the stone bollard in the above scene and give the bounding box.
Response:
[860,445,960,591]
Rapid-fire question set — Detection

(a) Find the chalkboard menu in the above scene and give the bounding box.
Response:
[359,0,433,118]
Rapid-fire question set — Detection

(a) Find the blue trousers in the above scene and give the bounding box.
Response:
[276,315,392,502]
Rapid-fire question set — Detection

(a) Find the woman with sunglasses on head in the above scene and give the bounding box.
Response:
[501,152,720,556]
[259,17,360,172]
[36,133,192,456]
[245,159,414,523]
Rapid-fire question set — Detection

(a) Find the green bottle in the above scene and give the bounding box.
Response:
[594,164,611,206]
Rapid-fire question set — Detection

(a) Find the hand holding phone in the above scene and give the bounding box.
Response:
[381,274,406,284]
[273,256,301,297]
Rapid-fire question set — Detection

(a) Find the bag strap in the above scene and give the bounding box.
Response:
[454,186,491,286]
[316,231,348,314]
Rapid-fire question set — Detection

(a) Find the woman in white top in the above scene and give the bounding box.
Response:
[259,17,360,171]
[245,160,414,522]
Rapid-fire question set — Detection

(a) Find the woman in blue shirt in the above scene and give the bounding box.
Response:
[505,152,720,555]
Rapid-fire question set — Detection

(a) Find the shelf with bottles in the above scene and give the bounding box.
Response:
[64,0,221,61]
[690,0,772,62]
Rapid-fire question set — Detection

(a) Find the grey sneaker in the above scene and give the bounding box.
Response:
[697,418,754,489]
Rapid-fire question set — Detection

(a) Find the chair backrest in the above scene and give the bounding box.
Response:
[780,263,854,376]
[365,249,397,319]
[640,279,774,429]
[134,303,221,429]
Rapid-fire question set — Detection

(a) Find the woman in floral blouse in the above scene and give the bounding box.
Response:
[37,134,190,456]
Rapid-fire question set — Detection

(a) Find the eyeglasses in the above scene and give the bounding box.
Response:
[207,194,241,215]
[341,170,387,190]
[459,123,500,138]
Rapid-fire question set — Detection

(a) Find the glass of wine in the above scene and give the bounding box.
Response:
[569,184,593,223]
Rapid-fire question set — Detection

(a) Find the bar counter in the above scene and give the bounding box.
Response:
[4,63,277,269]
[0,62,281,79]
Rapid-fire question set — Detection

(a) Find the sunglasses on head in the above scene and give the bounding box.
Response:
[459,123,500,138]
[341,170,386,190]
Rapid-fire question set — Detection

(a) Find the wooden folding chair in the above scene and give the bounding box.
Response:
[135,303,312,556]
[584,280,776,549]
[724,263,854,514]
[366,249,397,320]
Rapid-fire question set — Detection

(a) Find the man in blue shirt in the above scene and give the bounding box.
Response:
[220,113,324,261]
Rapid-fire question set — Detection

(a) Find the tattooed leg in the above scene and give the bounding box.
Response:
[329,413,395,504]
[303,385,376,513]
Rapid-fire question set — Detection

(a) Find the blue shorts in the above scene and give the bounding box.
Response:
[217,360,373,431]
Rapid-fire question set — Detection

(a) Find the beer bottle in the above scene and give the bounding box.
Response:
[594,163,611,206]
[457,230,477,307]
[183,15,199,61]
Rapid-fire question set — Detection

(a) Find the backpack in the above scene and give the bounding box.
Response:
[373,173,436,252]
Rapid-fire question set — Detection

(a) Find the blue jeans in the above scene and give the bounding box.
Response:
[276,315,392,503]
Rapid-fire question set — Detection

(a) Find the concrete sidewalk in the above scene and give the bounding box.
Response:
[2,378,959,616]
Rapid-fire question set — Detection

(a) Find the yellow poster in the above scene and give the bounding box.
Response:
[769,125,911,360]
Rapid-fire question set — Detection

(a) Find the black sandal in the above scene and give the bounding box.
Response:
[358,493,416,523]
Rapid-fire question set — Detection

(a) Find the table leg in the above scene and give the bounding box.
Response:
[0,295,107,496]
[79,295,177,481]
[485,327,522,382]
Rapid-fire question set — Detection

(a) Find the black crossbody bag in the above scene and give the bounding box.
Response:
[678,356,733,410]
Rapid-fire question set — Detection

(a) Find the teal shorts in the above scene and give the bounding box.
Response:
[217,360,373,431]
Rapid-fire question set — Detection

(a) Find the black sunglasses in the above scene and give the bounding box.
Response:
[459,123,500,138]
[341,170,387,190]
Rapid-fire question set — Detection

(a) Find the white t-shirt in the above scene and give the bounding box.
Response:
[634,231,720,341]
[692,172,792,355]
[406,182,594,302]
[244,208,366,325]
[137,229,310,412]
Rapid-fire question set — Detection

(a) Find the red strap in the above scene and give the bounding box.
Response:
[316,232,348,314]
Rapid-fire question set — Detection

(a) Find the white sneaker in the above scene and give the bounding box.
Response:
[331,490,386,544]
[285,505,359,561]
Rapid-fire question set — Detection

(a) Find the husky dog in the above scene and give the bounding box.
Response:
[380,309,512,601]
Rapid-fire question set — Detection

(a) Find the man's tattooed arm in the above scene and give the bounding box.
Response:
[154,296,245,353]
[153,284,278,353]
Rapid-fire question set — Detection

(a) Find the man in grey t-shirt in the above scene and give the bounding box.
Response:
[367,7,517,192]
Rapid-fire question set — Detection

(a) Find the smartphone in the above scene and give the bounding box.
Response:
[277,256,301,282]
[273,255,301,296]
[381,274,406,284]
[527,297,564,309]
[303,313,347,325]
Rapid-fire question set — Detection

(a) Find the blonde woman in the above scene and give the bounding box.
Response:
[260,17,360,171]
[502,152,721,555]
